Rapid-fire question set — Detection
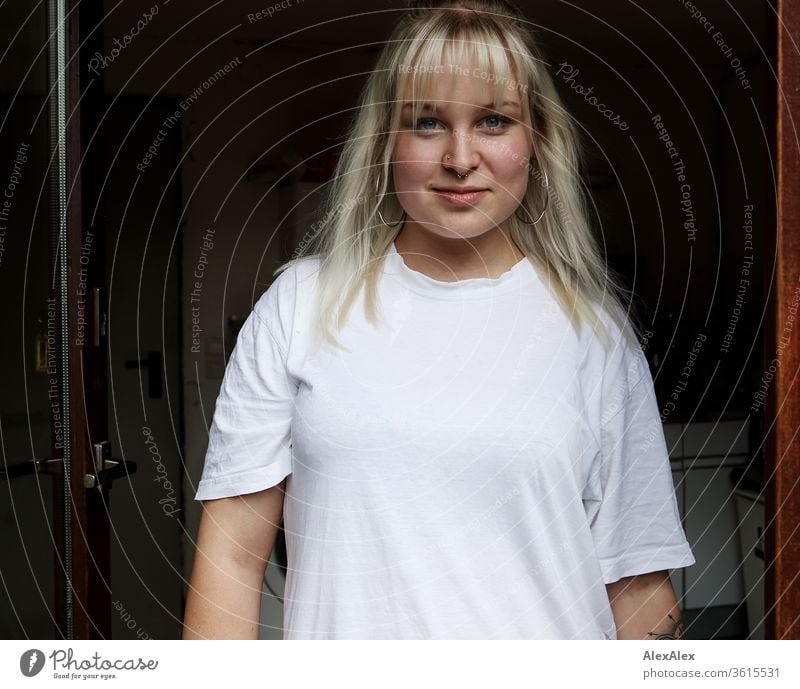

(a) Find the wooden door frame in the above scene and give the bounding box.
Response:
[52,0,109,639]
[766,0,800,641]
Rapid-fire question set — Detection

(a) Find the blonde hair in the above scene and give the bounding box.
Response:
[275,0,641,355]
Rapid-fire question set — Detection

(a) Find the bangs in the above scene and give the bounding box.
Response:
[393,22,531,126]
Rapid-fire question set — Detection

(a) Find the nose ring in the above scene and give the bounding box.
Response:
[446,154,471,180]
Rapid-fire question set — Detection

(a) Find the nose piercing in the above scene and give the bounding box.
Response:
[446,154,471,180]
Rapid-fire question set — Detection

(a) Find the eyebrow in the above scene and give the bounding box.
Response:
[401,101,521,112]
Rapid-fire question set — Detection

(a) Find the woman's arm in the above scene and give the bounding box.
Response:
[182,479,287,640]
[606,570,687,640]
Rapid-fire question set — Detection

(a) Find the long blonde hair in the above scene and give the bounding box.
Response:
[275,0,641,355]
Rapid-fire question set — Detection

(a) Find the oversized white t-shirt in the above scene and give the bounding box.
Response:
[194,241,696,640]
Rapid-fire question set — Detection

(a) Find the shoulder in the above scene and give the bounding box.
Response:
[579,297,647,383]
[253,254,322,319]
[572,299,658,436]
[249,255,322,356]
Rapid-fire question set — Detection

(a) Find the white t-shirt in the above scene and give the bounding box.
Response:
[195,242,696,639]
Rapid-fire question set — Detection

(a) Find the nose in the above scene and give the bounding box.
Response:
[443,128,479,177]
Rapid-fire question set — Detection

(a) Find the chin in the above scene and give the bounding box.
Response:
[432,213,502,232]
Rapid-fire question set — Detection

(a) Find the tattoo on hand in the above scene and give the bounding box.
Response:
[647,613,686,640]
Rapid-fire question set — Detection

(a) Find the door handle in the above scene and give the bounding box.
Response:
[0,441,137,492]
[0,458,63,480]
[124,350,162,398]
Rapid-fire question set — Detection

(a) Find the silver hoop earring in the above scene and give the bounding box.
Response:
[514,167,549,225]
[375,171,406,228]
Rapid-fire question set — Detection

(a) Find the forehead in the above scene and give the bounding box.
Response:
[397,43,525,112]
[400,73,523,112]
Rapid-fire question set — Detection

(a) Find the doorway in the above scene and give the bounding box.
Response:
[0,0,792,640]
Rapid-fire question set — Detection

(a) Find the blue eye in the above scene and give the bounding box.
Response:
[410,115,513,132]
[414,117,441,131]
[483,115,512,130]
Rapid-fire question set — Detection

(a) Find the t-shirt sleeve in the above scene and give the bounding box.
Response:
[583,319,696,585]
[194,273,297,501]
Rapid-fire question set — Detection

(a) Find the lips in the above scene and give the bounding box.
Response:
[432,187,489,207]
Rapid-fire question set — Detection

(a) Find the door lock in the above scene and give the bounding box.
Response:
[83,441,137,490]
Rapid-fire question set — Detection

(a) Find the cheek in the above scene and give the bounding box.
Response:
[392,137,439,192]
[489,143,530,195]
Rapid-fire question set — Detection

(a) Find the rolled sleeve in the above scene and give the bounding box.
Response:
[583,323,696,585]
[194,279,297,501]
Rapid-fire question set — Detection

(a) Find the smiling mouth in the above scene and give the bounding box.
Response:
[432,188,489,206]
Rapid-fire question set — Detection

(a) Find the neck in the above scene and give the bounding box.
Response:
[393,222,525,281]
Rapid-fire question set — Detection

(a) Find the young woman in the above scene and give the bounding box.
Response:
[183,0,695,640]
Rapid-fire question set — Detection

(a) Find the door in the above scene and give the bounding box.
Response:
[0,1,183,639]
[766,0,800,640]
[0,0,113,639]
[0,2,62,637]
